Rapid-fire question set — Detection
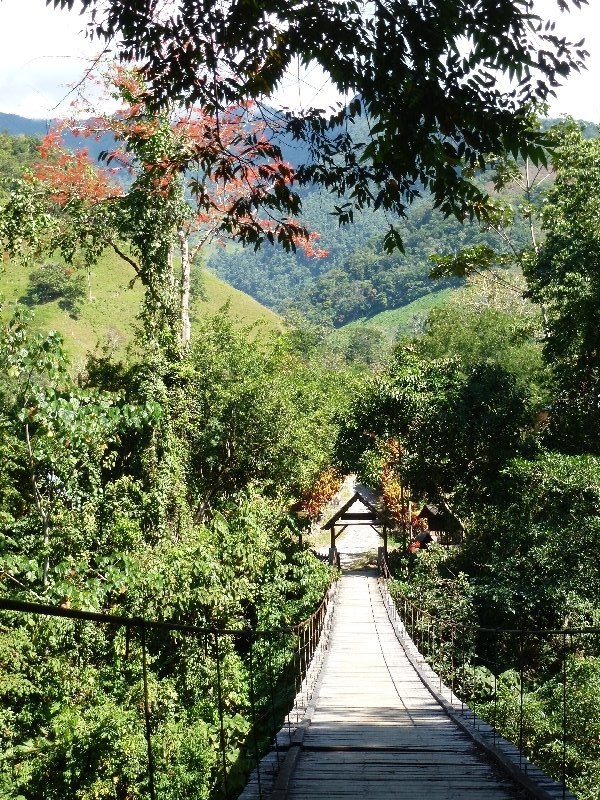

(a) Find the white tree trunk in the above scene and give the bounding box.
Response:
[179,232,192,347]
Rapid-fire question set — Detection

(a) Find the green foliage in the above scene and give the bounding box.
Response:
[395,448,600,799]
[0,302,339,800]
[486,656,600,800]
[456,452,600,631]
[394,545,475,630]
[337,345,531,513]
[339,326,390,367]
[413,302,550,408]
[209,188,489,326]
[208,117,552,329]
[524,125,600,453]
[169,313,350,513]
[0,132,281,364]
[429,243,509,280]
[0,131,38,199]
[0,304,161,598]
[53,0,587,259]
[0,93,294,354]
[0,247,280,366]
[24,261,87,316]
[345,289,455,340]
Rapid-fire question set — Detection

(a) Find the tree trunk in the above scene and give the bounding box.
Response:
[179,232,192,347]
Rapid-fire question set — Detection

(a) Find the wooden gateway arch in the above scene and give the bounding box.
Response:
[321,483,391,566]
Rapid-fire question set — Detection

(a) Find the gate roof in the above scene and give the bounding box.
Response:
[321,482,387,530]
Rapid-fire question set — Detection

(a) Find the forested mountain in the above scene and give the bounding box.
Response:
[0,113,118,173]
[209,118,597,327]
[209,190,509,326]
[0,130,40,189]
[0,112,49,136]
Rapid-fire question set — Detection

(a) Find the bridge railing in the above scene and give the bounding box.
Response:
[0,576,337,800]
[378,549,599,800]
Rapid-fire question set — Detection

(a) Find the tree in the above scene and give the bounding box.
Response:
[413,301,550,409]
[337,346,530,518]
[0,132,39,198]
[523,126,600,453]
[425,120,599,453]
[50,0,588,250]
[169,312,348,517]
[0,69,325,350]
[0,305,159,593]
[24,261,87,316]
[427,111,553,298]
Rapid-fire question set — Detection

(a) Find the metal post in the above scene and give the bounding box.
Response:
[248,631,262,800]
[214,632,229,799]
[140,622,156,800]
[461,631,465,715]
[295,629,302,721]
[329,524,336,566]
[383,525,388,559]
[519,631,524,771]
[125,624,131,660]
[267,634,280,767]
[493,637,498,746]
[562,632,567,800]
[450,628,454,705]
[400,482,407,551]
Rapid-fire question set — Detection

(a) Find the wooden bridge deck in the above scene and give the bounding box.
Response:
[283,569,522,800]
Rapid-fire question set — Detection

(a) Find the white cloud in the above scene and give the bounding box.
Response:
[0,0,106,118]
[537,0,600,121]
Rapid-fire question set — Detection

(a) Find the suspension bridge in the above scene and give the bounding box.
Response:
[0,494,593,800]
[240,508,577,800]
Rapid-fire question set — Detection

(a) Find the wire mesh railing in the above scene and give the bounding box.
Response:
[378,550,599,800]
[0,576,337,800]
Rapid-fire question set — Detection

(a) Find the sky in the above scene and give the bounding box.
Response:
[0,0,598,122]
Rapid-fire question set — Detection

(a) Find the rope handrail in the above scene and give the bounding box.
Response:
[380,549,600,636]
[0,573,338,638]
[378,547,598,800]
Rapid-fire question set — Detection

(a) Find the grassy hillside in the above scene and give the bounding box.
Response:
[0,252,281,368]
[343,288,456,340]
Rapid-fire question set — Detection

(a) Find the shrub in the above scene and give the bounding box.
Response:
[24,262,86,315]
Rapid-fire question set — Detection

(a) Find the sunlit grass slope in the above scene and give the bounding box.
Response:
[0,251,281,369]
[343,288,456,339]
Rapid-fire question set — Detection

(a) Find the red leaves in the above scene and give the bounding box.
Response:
[32,129,121,207]
[295,230,329,259]
[31,66,326,265]
[301,466,343,519]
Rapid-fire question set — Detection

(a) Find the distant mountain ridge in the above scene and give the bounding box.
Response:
[0,112,51,136]
[0,107,311,165]
[0,111,117,165]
